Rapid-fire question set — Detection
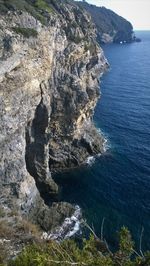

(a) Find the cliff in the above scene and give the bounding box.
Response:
[77,1,136,44]
[0,0,108,250]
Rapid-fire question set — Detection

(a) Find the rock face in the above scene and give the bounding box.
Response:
[77,1,135,44]
[0,0,108,231]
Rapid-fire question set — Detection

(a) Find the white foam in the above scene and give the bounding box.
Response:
[41,205,82,242]
[103,137,108,152]
[86,129,110,165]
[97,128,110,152]
[86,156,95,166]
[64,221,80,239]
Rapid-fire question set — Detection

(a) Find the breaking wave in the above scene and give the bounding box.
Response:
[42,205,82,242]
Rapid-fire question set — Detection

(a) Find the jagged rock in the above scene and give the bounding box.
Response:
[0,1,108,235]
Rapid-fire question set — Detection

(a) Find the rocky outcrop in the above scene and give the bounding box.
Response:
[0,0,108,235]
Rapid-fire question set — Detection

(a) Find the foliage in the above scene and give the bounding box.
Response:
[6,227,150,266]
[119,226,134,256]
[68,34,83,44]
[34,0,53,13]
[8,237,112,266]
[0,0,55,25]
[84,42,96,54]
[12,27,38,38]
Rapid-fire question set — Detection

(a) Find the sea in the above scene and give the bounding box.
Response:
[53,31,150,251]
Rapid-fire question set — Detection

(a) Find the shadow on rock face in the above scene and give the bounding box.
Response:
[25,98,59,205]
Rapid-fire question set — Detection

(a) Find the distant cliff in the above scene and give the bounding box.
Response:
[77,1,138,44]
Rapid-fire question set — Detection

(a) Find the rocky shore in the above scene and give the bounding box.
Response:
[0,0,108,259]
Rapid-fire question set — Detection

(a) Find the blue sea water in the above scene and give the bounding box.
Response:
[53,31,150,250]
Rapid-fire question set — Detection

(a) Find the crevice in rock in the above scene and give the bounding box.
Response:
[25,94,59,206]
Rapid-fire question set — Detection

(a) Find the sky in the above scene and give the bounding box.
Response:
[78,0,150,30]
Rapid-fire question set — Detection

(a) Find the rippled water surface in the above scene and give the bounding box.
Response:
[54,31,150,250]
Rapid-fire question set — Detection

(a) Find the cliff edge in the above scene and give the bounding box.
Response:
[0,0,108,242]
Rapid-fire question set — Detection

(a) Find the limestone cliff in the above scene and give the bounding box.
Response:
[0,0,108,233]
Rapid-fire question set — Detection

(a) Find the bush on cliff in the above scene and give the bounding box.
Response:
[7,227,150,266]
[0,0,54,24]
[34,0,54,13]
[12,27,38,38]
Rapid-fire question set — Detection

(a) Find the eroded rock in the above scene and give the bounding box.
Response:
[0,2,108,239]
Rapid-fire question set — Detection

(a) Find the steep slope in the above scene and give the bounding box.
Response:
[0,0,108,238]
[77,1,136,44]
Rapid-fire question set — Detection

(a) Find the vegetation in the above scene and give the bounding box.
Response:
[0,216,42,265]
[68,34,83,44]
[34,0,53,13]
[84,42,96,54]
[0,208,150,265]
[12,27,38,38]
[15,219,41,237]
[0,220,16,240]
[0,226,148,266]
[0,208,5,218]
[0,0,55,24]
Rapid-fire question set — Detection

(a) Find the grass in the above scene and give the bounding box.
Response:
[0,221,14,239]
[12,27,38,38]
[15,219,41,238]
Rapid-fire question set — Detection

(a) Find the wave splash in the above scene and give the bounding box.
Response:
[42,205,82,241]
[86,156,96,166]
[97,128,110,152]
[86,128,110,166]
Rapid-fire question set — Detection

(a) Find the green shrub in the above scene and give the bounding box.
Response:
[68,33,83,44]
[12,27,38,38]
[84,42,96,54]
[0,0,53,25]
[8,237,113,266]
[7,227,150,266]
[34,0,53,13]
[119,226,134,256]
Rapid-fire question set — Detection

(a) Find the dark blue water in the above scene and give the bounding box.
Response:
[53,31,150,250]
